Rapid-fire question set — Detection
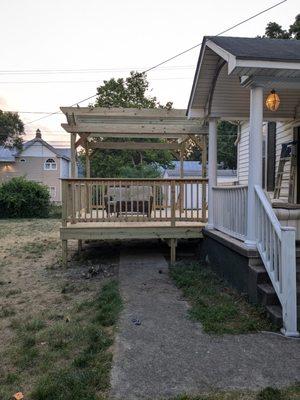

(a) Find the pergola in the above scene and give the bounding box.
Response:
[60,106,209,265]
[60,107,209,179]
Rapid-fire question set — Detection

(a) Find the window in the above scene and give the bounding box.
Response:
[44,158,57,170]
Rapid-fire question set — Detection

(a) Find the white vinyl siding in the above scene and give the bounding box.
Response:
[237,120,299,199]
[237,122,249,185]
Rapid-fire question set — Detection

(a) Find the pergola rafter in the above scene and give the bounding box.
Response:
[60,107,208,180]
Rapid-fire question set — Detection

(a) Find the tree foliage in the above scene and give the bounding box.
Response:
[217,122,237,169]
[264,14,300,39]
[0,110,24,149]
[86,71,173,178]
[0,177,50,218]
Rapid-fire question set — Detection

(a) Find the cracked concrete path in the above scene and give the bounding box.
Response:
[110,248,300,400]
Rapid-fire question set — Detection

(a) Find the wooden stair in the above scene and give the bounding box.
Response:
[249,246,300,328]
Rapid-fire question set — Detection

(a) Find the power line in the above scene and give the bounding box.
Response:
[24,0,287,126]
[0,65,194,75]
[0,77,194,85]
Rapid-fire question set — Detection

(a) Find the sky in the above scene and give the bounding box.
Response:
[0,0,299,147]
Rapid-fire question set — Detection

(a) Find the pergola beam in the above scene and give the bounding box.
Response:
[61,123,206,136]
[89,141,181,150]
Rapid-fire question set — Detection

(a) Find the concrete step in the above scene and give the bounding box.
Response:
[266,305,283,327]
[257,283,280,306]
[266,304,300,328]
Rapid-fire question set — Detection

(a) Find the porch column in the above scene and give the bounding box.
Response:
[207,118,218,229]
[245,85,263,247]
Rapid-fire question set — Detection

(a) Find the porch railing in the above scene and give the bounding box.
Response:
[62,178,208,226]
[212,185,248,240]
[254,185,298,336]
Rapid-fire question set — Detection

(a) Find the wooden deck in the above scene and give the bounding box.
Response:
[60,178,208,265]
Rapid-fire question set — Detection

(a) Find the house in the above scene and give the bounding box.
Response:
[163,161,236,209]
[187,36,300,336]
[59,36,299,336]
[0,129,73,203]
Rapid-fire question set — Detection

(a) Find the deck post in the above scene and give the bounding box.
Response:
[170,238,177,265]
[85,140,91,213]
[207,118,218,229]
[171,181,176,227]
[62,240,68,267]
[71,133,77,178]
[245,85,263,248]
[179,146,184,211]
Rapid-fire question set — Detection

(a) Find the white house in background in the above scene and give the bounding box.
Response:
[0,129,74,203]
[187,36,300,336]
[163,161,236,209]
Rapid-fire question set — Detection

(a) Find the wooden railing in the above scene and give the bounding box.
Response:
[212,185,248,240]
[62,178,208,226]
[254,185,298,336]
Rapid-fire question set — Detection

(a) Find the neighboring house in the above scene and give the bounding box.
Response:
[163,161,237,209]
[187,36,300,335]
[0,129,73,203]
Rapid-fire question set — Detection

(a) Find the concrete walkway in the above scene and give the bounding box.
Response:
[110,248,300,400]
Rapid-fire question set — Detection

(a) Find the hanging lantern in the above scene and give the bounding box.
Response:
[266,89,280,111]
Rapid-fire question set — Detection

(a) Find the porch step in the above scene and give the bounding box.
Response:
[258,283,300,305]
[266,305,300,328]
[257,283,280,306]
[266,305,283,327]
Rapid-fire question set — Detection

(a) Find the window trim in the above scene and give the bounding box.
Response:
[44,158,57,171]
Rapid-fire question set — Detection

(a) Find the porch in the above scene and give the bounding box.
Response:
[188,36,300,336]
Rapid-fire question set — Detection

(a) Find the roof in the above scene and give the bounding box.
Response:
[206,36,300,63]
[187,36,300,120]
[0,146,16,162]
[0,140,71,162]
[164,161,237,178]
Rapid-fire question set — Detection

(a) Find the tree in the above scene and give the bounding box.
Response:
[0,110,24,149]
[217,122,237,169]
[86,71,174,178]
[264,14,300,39]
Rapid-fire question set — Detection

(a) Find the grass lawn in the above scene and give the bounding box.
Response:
[170,261,275,334]
[0,219,121,400]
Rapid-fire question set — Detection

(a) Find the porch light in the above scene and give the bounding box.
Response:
[265,89,280,111]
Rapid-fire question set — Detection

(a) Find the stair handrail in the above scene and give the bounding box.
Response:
[254,185,299,337]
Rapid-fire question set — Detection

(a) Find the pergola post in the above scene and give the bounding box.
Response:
[207,118,218,229]
[179,145,184,211]
[70,133,76,178]
[245,85,263,247]
[85,139,90,178]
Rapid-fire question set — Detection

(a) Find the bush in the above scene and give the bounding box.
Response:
[0,177,50,218]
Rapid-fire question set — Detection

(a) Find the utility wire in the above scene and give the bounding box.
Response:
[24,0,287,126]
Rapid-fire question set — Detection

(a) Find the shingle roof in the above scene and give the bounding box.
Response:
[0,140,70,162]
[206,36,300,63]
[0,146,16,162]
